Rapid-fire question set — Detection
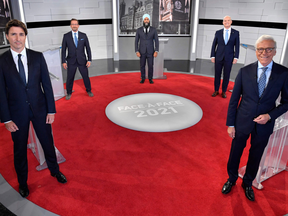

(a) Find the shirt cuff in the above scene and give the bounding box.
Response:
[4,120,12,124]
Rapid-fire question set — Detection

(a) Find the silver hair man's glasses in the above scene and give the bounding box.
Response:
[256,47,275,53]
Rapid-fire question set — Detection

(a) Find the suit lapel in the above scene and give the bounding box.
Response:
[249,62,259,96]
[261,62,278,99]
[69,31,76,48]
[5,50,26,86]
[26,49,32,86]
[219,29,225,44]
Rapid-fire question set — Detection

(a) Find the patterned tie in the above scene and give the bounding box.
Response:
[225,29,229,45]
[74,32,78,47]
[258,67,268,97]
[18,54,26,85]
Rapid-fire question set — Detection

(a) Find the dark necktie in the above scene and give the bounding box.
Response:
[258,67,268,97]
[18,54,26,85]
[74,32,78,47]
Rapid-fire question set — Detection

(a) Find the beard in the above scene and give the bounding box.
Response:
[143,21,150,28]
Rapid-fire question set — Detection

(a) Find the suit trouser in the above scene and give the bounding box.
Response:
[11,109,59,186]
[214,58,233,92]
[227,128,270,187]
[66,62,91,94]
[140,53,154,80]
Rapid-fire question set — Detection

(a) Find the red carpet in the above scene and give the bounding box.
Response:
[0,72,287,216]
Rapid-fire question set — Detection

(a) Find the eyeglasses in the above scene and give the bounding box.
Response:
[256,47,275,53]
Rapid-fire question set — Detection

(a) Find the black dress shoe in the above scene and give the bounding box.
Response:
[149,79,154,84]
[140,79,145,84]
[222,92,227,98]
[51,171,67,184]
[242,182,255,201]
[19,185,29,198]
[222,180,236,194]
[212,91,219,97]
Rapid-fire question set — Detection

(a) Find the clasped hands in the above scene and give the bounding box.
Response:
[227,114,270,139]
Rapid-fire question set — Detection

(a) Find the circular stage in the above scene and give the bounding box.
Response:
[0,72,286,216]
[105,93,203,132]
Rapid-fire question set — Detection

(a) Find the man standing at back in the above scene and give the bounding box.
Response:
[210,16,240,98]
[135,14,159,84]
[61,18,93,100]
[0,19,67,198]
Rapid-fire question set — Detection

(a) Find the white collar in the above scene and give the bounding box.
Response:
[10,48,26,59]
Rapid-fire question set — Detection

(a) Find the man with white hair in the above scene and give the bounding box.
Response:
[222,35,288,201]
[211,15,240,98]
[135,14,159,84]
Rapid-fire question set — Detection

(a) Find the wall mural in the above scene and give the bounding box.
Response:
[118,0,191,36]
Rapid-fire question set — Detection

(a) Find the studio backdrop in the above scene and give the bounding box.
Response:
[0,0,11,48]
[118,0,191,36]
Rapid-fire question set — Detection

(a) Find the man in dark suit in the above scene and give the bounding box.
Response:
[135,14,159,84]
[0,20,67,198]
[61,18,93,100]
[210,16,240,98]
[222,35,288,201]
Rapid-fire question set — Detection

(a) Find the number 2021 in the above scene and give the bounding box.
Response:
[135,107,178,117]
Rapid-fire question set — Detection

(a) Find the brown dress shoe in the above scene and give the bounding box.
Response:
[212,91,219,97]
[222,92,227,98]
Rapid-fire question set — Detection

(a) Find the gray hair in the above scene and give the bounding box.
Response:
[255,35,277,49]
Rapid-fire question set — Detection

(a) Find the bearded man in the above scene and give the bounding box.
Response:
[135,14,159,84]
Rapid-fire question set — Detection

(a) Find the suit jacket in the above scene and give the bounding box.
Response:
[0,49,56,126]
[210,28,240,62]
[226,61,288,135]
[135,26,159,55]
[61,31,92,65]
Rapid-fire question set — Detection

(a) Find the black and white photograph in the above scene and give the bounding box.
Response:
[119,0,191,35]
[0,0,11,46]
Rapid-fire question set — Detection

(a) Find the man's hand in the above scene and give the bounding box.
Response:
[154,52,158,58]
[233,59,238,64]
[227,127,235,139]
[136,52,141,58]
[86,61,91,68]
[62,63,67,70]
[253,114,270,125]
[46,114,55,124]
[211,58,215,63]
[5,121,19,132]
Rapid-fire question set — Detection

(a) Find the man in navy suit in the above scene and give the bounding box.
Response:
[135,14,159,84]
[222,35,288,201]
[61,18,93,100]
[0,20,67,198]
[210,16,240,98]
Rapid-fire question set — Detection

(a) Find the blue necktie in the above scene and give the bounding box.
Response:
[258,67,268,97]
[225,29,228,45]
[74,33,78,47]
[18,54,26,85]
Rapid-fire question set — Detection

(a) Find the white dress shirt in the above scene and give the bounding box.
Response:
[257,61,272,86]
[72,31,78,45]
[11,48,28,83]
[223,27,231,42]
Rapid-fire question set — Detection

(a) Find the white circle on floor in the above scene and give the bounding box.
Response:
[105,93,203,132]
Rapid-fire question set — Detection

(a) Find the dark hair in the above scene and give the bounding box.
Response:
[5,19,28,35]
[70,18,79,25]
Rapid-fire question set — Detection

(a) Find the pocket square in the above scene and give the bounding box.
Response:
[81,38,84,40]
